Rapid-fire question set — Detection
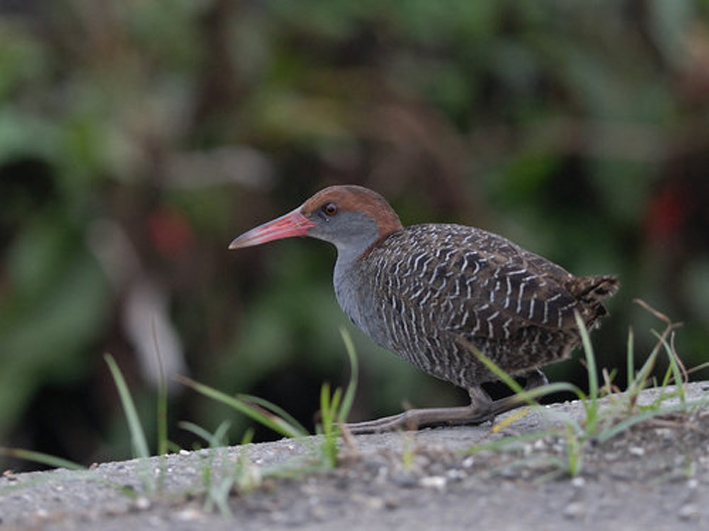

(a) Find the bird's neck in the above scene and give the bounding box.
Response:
[333,244,374,339]
[331,219,381,322]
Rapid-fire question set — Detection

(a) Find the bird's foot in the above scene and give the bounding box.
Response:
[343,369,550,435]
[343,403,495,434]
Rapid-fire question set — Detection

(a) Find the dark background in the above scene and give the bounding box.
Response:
[1,0,708,471]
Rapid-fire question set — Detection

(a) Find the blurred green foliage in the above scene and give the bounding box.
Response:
[0,0,707,470]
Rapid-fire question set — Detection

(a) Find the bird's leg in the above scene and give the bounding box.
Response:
[525,368,549,388]
[343,369,549,435]
[343,386,494,434]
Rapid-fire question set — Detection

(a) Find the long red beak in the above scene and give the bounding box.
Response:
[228,208,316,250]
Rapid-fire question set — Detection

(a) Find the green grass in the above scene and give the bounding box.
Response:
[178,326,358,471]
[177,376,309,439]
[0,447,85,471]
[151,319,170,457]
[316,327,358,468]
[104,353,151,459]
[168,328,359,514]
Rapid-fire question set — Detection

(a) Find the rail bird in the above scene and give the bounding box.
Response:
[229,185,619,433]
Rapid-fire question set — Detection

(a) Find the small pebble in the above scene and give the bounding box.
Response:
[366,498,386,511]
[571,476,585,489]
[533,439,547,451]
[446,468,466,481]
[563,501,586,520]
[135,497,151,510]
[678,503,700,521]
[384,497,400,510]
[175,508,204,521]
[352,494,385,510]
[419,476,447,490]
[654,428,673,439]
[628,447,645,457]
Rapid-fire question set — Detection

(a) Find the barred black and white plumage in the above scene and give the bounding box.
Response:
[230,185,620,433]
[337,223,618,390]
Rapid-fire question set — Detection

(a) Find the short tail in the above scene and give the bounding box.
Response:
[568,275,620,321]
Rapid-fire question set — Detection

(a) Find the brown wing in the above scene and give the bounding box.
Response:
[369,224,582,342]
[436,230,581,340]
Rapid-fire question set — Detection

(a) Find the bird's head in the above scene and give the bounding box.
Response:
[229,185,403,258]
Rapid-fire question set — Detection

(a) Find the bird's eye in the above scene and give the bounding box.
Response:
[322,203,338,216]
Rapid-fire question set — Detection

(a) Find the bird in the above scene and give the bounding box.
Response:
[229,185,619,433]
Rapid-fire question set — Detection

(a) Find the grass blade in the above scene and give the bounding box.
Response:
[104,353,151,459]
[236,394,309,435]
[626,327,635,389]
[574,313,598,400]
[0,448,85,471]
[574,312,601,431]
[151,319,169,456]
[338,327,358,424]
[177,376,307,439]
[179,420,232,448]
[458,338,524,394]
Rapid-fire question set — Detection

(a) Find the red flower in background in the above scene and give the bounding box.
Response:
[646,181,693,242]
[148,207,195,259]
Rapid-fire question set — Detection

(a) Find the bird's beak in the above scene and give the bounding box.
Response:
[228,207,316,250]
